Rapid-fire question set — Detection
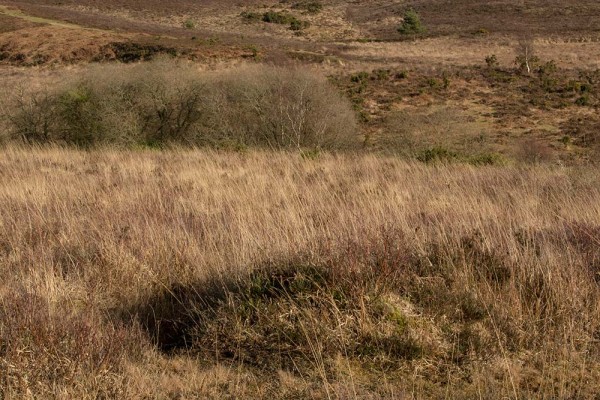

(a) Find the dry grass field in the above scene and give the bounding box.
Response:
[1,147,600,399]
[1,0,600,398]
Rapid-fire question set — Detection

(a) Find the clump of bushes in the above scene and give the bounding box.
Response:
[5,60,359,150]
[262,10,296,24]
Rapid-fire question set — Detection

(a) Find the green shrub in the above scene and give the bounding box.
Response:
[292,1,323,14]
[241,11,262,22]
[537,60,557,76]
[183,19,196,29]
[262,11,295,24]
[442,74,451,89]
[289,19,310,31]
[575,93,591,106]
[560,135,571,145]
[398,9,425,35]
[485,54,499,68]
[467,152,505,166]
[57,86,105,147]
[374,69,391,80]
[351,71,370,83]
[425,77,441,88]
[262,11,309,30]
[567,80,583,93]
[416,146,457,163]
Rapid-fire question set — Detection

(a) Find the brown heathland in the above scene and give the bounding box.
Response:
[1,1,600,398]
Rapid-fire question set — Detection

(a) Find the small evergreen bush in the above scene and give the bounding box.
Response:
[398,9,425,35]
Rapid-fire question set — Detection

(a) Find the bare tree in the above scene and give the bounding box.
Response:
[515,37,539,74]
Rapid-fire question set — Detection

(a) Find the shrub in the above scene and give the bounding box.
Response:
[289,19,310,31]
[351,71,370,83]
[262,11,309,30]
[517,138,555,164]
[425,77,442,89]
[416,146,458,163]
[183,19,195,29]
[398,9,425,35]
[211,65,359,149]
[395,71,408,79]
[374,69,391,80]
[6,87,59,144]
[57,85,105,147]
[467,152,505,166]
[292,1,323,14]
[262,11,295,24]
[537,60,557,76]
[485,54,499,68]
[442,73,451,89]
[241,11,262,22]
[6,60,359,150]
[567,80,584,93]
[575,93,592,106]
[514,40,539,74]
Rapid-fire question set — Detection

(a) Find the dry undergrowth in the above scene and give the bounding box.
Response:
[1,147,600,398]
[0,61,358,150]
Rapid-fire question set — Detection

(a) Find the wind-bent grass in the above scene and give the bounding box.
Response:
[1,146,600,399]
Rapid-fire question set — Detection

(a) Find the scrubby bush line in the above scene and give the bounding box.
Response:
[2,60,358,150]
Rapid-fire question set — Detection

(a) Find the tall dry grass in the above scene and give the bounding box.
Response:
[1,146,600,399]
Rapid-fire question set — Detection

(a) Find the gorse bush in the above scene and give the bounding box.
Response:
[5,60,358,149]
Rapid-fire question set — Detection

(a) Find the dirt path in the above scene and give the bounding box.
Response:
[0,4,101,31]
